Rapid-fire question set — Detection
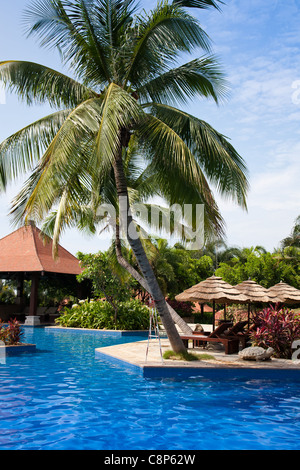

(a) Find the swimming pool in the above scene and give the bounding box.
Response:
[0,327,300,450]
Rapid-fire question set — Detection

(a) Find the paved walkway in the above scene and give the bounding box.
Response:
[95,336,300,378]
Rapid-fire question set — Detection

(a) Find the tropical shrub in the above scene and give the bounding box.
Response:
[194,312,213,324]
[55,299,150,331]
[0,283,16,304]
[77,252,133,303]
[0,318,24,345]
[250,306,300,359]
[215,247,300,290]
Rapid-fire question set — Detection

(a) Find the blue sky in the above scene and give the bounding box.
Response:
[0,0,300,255]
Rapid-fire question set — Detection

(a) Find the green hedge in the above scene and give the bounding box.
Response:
[55,299,151,330]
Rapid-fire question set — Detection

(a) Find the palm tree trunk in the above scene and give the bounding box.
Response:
[113,144,186,353]
[115,224,193,335]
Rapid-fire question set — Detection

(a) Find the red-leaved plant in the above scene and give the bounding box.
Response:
[0,318,23,345]
[250,306,300,359]
[166,299,195,317]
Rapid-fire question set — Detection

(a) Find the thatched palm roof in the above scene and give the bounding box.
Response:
[235,279,281,303]
[267,281,300,304]
[175,275,248,304]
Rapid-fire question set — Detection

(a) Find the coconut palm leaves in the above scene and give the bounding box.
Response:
[0,61,96,107]
[173,0,223,9]
[0,1,248,234]
[147,103,248,207]
[138,56,228,106]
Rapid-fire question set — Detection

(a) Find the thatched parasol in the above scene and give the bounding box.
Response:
[235,279,282,326]
[175,275,248,330]
[267,281,300,304]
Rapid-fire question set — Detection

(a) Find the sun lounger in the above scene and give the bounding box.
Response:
[222,321,249,347]
[181,334,239,354]
[225,320,248,335]
[223,321,259,348]
[182,322,239,354]
[192,321,233,338]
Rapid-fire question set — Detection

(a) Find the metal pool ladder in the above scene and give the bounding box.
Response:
[145,307,164,364]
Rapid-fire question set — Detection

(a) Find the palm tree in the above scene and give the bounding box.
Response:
[0,0,249,353]
[281,215,300,249]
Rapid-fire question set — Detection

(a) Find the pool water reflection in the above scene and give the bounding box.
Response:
[0,327,299,450]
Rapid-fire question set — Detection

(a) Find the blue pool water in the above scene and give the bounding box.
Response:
[0,327,300,450]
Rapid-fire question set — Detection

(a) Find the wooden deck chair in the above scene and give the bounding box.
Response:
[181,322,239,355]
[222,321,249,348]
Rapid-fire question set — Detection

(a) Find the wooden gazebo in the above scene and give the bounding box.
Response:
[0,222,82,325]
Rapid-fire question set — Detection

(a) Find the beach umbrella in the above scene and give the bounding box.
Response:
[267,281,300,304]
[235,279,282,327]
[175,275,248,330]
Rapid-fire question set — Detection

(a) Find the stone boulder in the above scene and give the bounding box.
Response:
[239,346,274,362]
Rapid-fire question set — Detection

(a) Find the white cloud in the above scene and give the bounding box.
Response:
[216,152,300,250]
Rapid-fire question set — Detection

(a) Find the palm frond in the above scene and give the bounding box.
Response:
[9,97,105,224]
[0,109,71,188]
[123,1,212,87]
[9,85,143,228]
[148,103,249,208]
[3,0,247,257]
[172,0,224,10]
[0,61,96,107]
[23,0,110,86]
[135,112,225,238]
[72,0,113,83]
[136,112,213,199]
[137,56,228,105]
[95,83,143,168]
[41,194,98,256]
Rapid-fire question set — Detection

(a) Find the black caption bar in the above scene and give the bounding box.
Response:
[102,451,199,466]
